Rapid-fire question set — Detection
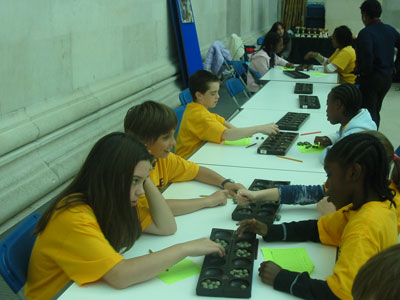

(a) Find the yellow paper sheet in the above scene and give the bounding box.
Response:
[309,72,327,76]
[224,137,251,146]
[262,247,314,274]
[156,258,201,284]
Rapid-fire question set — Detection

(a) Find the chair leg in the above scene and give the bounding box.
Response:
[231,96,241,109]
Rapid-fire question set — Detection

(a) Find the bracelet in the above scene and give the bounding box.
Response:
[221,179,235,189]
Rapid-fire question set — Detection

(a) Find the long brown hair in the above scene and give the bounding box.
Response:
[34,132,154,252]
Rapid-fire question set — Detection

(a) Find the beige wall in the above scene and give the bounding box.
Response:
[0,0,278,232]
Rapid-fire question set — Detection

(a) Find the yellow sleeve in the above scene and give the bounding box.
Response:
[329,48,353,71]
[317,206,351,246]
[166,153,200,182]
[198,112,227,143]
[50,206,124,285]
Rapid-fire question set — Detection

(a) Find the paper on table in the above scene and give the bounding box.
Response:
[262,247,314,274]
[297,144,324,153]
[156,258,201,284]
[309,72,327,76]
[224,137,251,146]
[280,67,295,70]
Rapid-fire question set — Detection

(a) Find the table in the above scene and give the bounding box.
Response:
[189,108,339,173]
[242,81,337,112]
[288,37,335,64]
[261,65,338,84]
[58,166,335,300]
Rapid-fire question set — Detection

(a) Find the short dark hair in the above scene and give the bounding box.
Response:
[333,25,353,48]
[325,133,395,210]
[352,244,400,300]
[360,0,382,18]
[35,132,154,252]
[124,100,177,143]
[188,70,219,100]
[330,84,362,118]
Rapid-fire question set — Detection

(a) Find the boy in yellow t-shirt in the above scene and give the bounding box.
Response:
[304,25,356,84]
[175,70,280,159]
[124,100,246,230]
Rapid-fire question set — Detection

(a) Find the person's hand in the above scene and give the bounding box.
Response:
[285,63,295,68]
[304,51,318,60]
[317,196,336,215]
[260,123,280,136]
[258,261,282,285]
[236,189,257,206]
[224,182,246,198]
[182,238,226,257]
[236,218,268,237]
[314,136,332,147]
[206,190,229,207]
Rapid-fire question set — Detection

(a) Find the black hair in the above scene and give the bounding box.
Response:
[188,70,219,100]
[261,32,282,69]
[325,133,395,210]
[352,244,400,300]
[269,22,290,45]
[330,84,362,118]
[332,25,353,49]
[124,100,178,143]
[35,132,154,252]
[360,0,382,18]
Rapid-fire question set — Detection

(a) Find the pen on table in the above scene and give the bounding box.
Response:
[246,142,257,148]
[200,195,234,199]
[276,155,303,163]
[149,249,169,271]
[301,131,321,136]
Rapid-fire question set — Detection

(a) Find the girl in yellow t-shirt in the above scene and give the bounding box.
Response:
[304,25,356,84]
[25,132,225,300]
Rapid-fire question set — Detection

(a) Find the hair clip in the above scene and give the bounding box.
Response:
[393,154,399,161]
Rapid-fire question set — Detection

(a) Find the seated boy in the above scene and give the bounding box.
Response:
[124,100,246,229]
[175,70,279,159]
[315,83,376,163]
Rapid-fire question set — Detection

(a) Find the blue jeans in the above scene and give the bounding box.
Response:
[278,184,325,205]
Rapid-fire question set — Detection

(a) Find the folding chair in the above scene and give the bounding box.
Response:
[395,145,400,157]
[257,36,264,46]
[0,214,41,298]
[225,78,250,109]
[173,105,186,138]
[179,88,193,106]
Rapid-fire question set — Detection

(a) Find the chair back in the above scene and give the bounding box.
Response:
[179,88,193,106]
[247,67,262,85]
[395,145,400,157]
[257,36,264,46]
[229,61,246,77]
[0,214,40,294]
[225,78,246,98]
[174,105,186,137]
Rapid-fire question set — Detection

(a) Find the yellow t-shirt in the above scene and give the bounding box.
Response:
[329,46,356,84]
[318,201,398,300]
[390,181,400,232]
[136,153,200,229]
[25,199,124,300]
[175,102,227,159]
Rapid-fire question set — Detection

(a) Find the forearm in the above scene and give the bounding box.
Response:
[103,244,187,289]
[195,166,225,188]
[144,179,177,235]
[224,120,236,129]
[222,126,260,140]
[251,188,280,203]
[263,220,320,242]
[166,198,211,216]
[274,270,339,300]
[315,53,328,65]
[278,185,325,205]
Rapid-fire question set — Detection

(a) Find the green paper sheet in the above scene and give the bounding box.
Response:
[224,137,251,146]
[280,67,295,70]
[309,72,327,76]
[156,258,201,284]
[297,144,324,153]
[262,247,314,274]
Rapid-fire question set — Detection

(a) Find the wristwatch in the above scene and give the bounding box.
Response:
[221,179,235,189]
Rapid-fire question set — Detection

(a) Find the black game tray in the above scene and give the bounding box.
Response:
[231,179,289,225]
[294,83,313,94]
[276,112,310,131]
[283,70,310,79]
[196,228,258,298]
[257,132,299,155]
[299,95,320,109]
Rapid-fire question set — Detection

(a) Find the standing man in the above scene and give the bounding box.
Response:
[355,0,400,128]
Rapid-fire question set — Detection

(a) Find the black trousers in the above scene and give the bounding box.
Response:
[358,73,392,128]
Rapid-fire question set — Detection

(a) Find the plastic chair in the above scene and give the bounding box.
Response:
[173,105,186,138]
[228,60,248,86]
[257,36,264,46]
[395,145,400,157]
[0,214,40,298]
[247,67,262,85]
[225,78,250,109]
[179,88,193,106]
